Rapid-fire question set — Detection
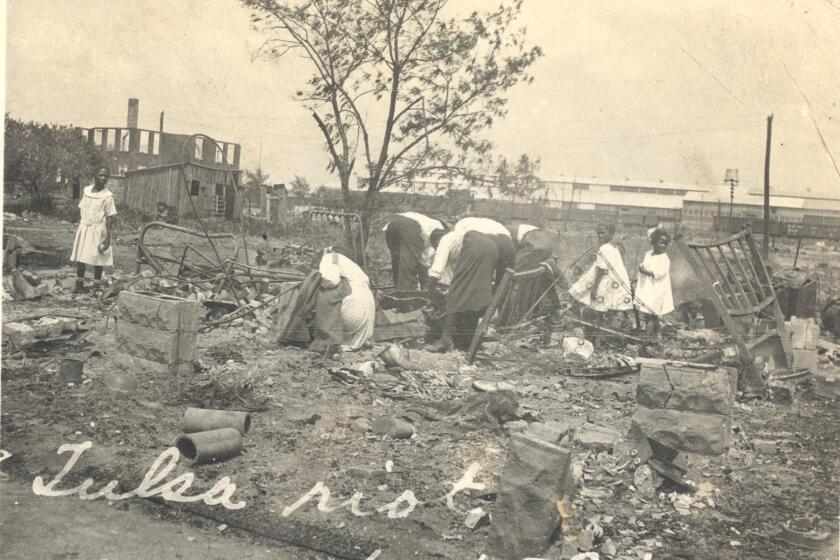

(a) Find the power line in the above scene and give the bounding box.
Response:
[781,62,840,183]
[491,122,766,148]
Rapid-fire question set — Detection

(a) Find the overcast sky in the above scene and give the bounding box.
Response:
[5,0,840,197]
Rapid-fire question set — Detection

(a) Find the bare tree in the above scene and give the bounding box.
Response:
[242,0,541,249]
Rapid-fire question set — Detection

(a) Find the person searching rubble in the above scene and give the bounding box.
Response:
[453,216,515,286]
[69,166,117,293]
[634,225,674,338]
[567,222,633,328]
[382,212,448,291]
[424,228,500,353]
[275,246,375,353]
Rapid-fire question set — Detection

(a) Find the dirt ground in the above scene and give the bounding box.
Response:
[2,213,839,559]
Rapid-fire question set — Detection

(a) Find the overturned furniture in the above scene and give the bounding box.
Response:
[675,227,792,390]
[467,261,558,363]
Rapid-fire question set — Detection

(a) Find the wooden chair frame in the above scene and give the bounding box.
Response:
[675,227,792,389]
[467,262,556,363]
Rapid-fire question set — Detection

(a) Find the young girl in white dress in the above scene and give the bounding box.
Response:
[70,167,117,293]
[568,222,633,325]
[635,225,674,337]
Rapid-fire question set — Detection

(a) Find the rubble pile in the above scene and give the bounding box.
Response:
[2,213,840,560]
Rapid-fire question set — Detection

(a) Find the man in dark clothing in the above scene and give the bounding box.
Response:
[383,212,446,290]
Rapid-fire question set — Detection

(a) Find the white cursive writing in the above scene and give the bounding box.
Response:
[32,441,246,509]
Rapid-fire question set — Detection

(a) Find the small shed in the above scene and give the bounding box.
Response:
[123,161,242,219]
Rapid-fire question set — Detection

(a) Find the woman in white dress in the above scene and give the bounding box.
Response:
[69,167,117,292]
[318,248,376,351]
[568,222,633,323]
[635,225,674,337]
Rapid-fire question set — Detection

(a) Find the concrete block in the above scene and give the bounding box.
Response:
[488,434,573,560]
[115,322,196,365]
[636,363,736,415]
[116,291,201,332]
[633,407,730,456]
[573,423,622,451]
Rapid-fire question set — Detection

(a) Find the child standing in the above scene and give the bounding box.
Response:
[70,166,117,293]
[568,222,633,328]
[635,225,674,337]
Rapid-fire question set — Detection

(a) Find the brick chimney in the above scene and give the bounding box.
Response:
[127,98,139,129]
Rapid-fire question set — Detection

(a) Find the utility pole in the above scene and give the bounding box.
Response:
[159,111,165,167]
[763,114,773,261]
[725,168,738,229]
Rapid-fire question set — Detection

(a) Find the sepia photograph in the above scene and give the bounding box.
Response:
[2,0,839,558]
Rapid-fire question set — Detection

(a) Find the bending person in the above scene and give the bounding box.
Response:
[425,230,499,353]
[383,212,446,290]
[454,216,514,286]
[510,223,555,271]
[275,247,375,352]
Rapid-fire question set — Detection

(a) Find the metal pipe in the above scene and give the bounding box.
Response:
[182,407,251,434]
[175,428,242,464]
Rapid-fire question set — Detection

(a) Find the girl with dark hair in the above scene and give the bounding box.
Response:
[568,222,632,315]
[635,225,674,336]
[70,166,117,293]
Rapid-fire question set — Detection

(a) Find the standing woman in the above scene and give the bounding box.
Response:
[70,166,117,293]
[635,225,674,337]
[568,222,633,322]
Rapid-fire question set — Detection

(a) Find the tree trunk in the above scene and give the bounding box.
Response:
[361,186,378,251]
[339,177,356,261]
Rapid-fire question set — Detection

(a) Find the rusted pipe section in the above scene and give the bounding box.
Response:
[175,428,242,464]
[182,407,251,434]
